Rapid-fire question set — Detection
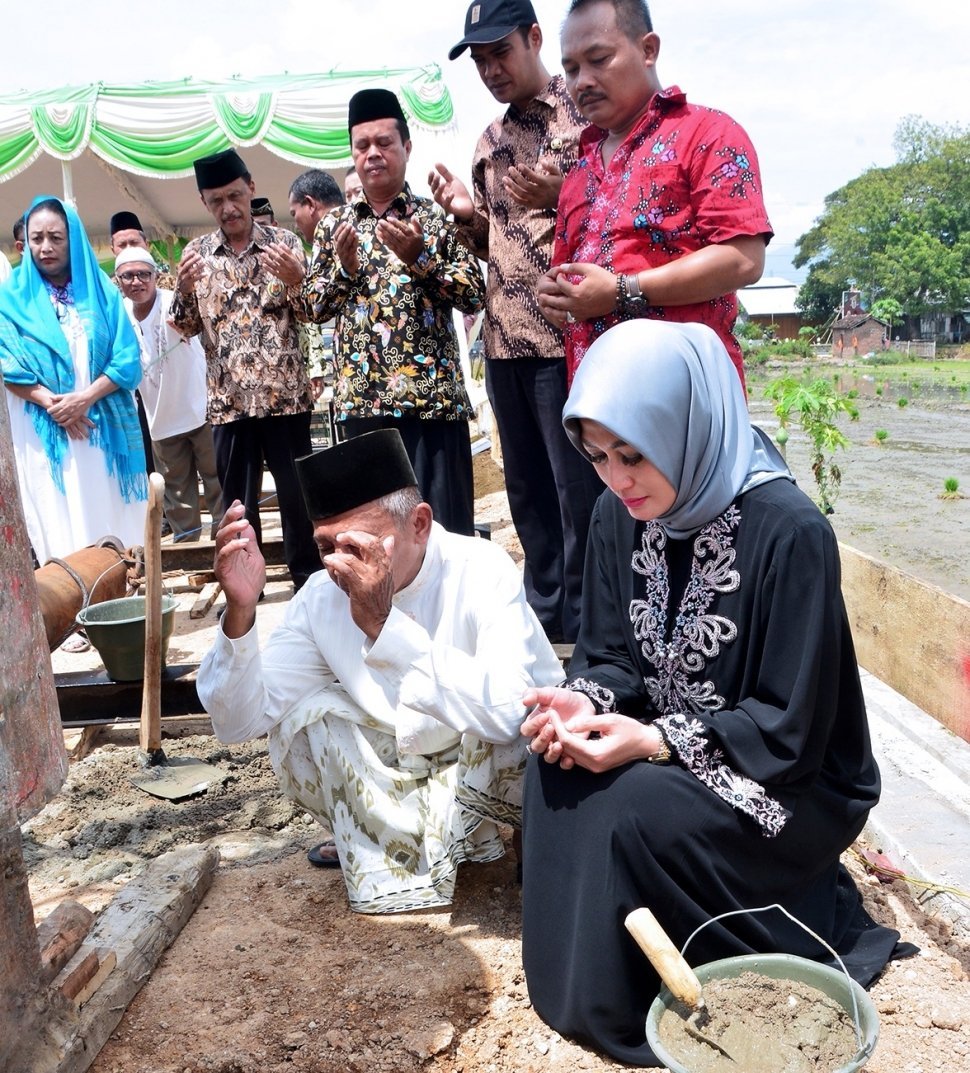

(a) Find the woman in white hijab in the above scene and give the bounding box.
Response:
[519,320,906,1067]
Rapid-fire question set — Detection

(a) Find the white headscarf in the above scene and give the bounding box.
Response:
[563,320,792,539]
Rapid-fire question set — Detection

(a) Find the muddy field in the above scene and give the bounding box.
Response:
[18,380,970,1072]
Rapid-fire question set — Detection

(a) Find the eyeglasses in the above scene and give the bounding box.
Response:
[117,270,154,283]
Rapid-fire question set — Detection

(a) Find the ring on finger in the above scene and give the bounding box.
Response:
[565,311,576,324]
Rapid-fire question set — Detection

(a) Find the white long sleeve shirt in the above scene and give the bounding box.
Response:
[197,523,564,755]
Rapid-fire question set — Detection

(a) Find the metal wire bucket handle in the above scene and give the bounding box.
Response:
[679,903,865,1050]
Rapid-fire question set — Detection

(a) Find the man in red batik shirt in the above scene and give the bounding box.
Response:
[537,0,773,390]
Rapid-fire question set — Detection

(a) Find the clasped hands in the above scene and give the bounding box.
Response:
[520,686,659,773]
[46,388,94,440]
[536,262,619,328]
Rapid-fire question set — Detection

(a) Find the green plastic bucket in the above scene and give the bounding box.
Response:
[76,595,178,682]
[646,952,879,1073]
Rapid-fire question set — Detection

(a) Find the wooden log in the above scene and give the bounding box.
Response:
[3,842,219,1073]
[190,581,222,619]
[37,900,95,986]
[57,948,117,1007]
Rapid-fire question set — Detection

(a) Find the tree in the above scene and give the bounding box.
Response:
[794,118,970,319]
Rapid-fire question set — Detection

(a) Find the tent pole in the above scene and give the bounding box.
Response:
[61,161,76,207]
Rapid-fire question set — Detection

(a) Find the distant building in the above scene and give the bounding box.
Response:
[737,276,805,339]
[831,314,888,356]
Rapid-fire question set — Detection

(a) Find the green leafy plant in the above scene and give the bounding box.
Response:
[898,396,909,408]
[765,375,854,513]
[874,428,889,444]
[940,477,962,500]
[875,386,883,396]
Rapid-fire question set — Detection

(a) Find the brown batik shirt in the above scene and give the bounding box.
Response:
[456,75,585,360]
[302,186,484,422]
[170,222,314,424]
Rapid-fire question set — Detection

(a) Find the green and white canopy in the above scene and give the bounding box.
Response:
[0,67,455,248]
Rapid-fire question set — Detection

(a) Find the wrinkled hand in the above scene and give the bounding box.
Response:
[537,263,618,326]
[176,248,205,296]
[333,221,360,277]
[324,530,395,640]
[63,416,94,441]
[503,160,563,211]
[47,390,90,426]
[376,217,425,266]
[213,501,266,636]
[259,242,306,287]
[520,686,596,769]
[427,163,474,221]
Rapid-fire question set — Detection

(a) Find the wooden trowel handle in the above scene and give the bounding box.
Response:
[624,907,703,1009]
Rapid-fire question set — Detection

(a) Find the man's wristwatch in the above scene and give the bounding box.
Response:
[617,272,648,315]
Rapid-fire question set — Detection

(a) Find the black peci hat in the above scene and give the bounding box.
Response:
[193,148,249,191]
[295,429,418,521]
[347,89,407,133]
[109,211,144,236]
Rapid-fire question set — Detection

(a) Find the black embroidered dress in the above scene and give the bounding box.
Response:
[521,477,900,1066]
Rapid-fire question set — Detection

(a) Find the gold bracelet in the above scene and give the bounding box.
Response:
[648,731,671,764]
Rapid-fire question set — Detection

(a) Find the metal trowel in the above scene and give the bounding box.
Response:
[130,473,221,801]
[625,907,737,1062]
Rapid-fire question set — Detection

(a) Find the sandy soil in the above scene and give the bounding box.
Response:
[19,388,970,1072]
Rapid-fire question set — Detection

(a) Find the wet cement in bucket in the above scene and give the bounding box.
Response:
[658,971,859,1073]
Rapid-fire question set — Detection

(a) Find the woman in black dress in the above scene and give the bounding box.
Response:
[520,319,903,1066]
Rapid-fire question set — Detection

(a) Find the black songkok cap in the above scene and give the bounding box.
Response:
[193,148,249,192]
[250,197,274,217]
[347,89,407,134]
[295,429,418,521]
[449,0,538,60]
[109,211,143,236]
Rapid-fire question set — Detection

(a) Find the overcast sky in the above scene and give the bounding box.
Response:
[3,0,966,280]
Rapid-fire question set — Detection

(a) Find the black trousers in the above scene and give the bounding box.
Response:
[485,358,602,642]
[213,411,322,590]
[340,415,475,537]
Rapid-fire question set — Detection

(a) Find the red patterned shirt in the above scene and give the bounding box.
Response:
[554,86,773,387]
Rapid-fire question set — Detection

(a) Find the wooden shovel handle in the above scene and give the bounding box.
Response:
[139,473,165,754]
[624,907,703,1009]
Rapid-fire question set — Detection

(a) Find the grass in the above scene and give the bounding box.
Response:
[746,358,970,396]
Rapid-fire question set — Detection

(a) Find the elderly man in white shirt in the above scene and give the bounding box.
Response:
[115,246,222,540]
[197,428,563,914]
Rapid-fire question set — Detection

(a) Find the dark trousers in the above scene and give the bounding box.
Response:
[213,411,322,590]
[485,358,602,642]
[340,415,475,537]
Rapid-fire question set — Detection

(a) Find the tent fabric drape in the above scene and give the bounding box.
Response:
[0,67,455,183]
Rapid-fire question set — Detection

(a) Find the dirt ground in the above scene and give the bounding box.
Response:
[20,387,970,1072]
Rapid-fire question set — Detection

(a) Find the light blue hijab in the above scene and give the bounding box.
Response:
[0,196,146,501]
[563,320,792,539]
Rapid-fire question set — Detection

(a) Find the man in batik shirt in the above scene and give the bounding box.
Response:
[536,0,773,391]
[430,0,601,644]
[302,89,485,537]
[172,148,321,591]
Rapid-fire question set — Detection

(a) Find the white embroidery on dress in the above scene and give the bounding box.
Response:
[569,677,617,713]
[630,507,789,837]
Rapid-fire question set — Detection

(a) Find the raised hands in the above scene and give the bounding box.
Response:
[323,529,395,640]
[213,500,266,638]
[428,163,474,222]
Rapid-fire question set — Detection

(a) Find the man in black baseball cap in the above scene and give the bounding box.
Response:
[430,0,600,647]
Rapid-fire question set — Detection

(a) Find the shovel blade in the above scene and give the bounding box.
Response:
[130,755,222,800]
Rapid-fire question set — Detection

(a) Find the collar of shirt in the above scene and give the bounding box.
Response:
[352,182,418,221]
[502,74,562,124]
[577,84,688,158]
[213,219,275,256]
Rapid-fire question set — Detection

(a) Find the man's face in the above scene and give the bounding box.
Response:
[288,193,324,244]
[312,499,427,595]
[253,212,275,227]
[350,119,411,203]
[110,229,149,256]
[200,177,256,241]
[469,26,543,107]
[344,170,363,200]
[116,262,158,307]
[561,0,659,134]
